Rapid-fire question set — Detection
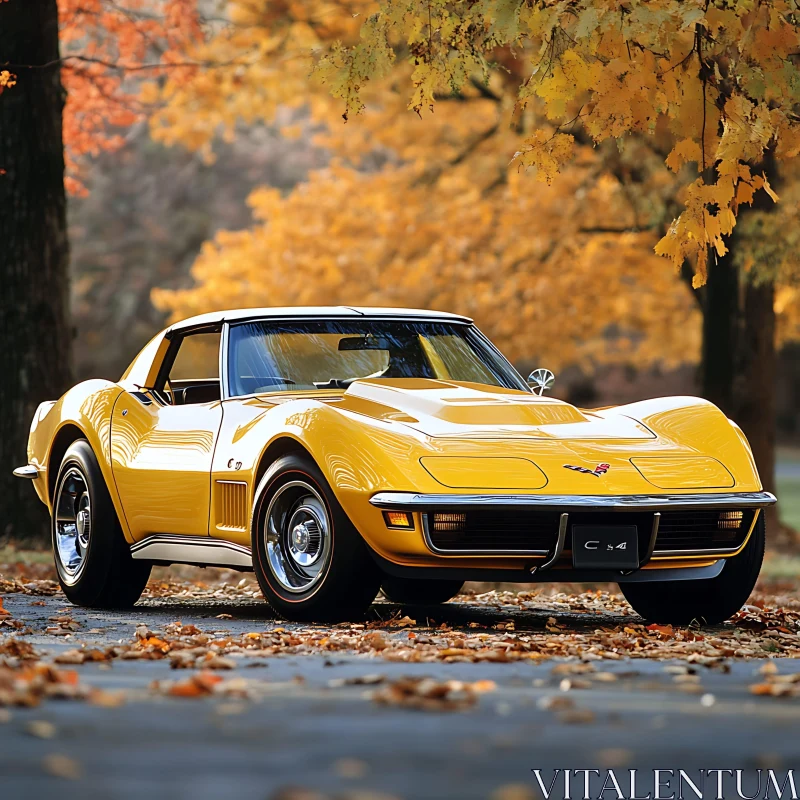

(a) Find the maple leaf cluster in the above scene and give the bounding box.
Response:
[58,0,202,193]
[326,0,800,286]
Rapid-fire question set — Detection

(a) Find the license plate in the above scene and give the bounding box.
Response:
[572,525,639,569]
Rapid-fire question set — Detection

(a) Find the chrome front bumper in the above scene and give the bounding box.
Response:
[369,491,776,566]
[369,491,777,511]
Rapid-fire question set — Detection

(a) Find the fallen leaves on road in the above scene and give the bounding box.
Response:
[5,582,800,671]
[0,637,39,663]
[53,648,113,665]
[0,577,60,596]
[42,754,82,780]
[45,615,81,636]
[1,569,800,716]
[0,663,90,706]
[749,661,800,697]
[372,676,496,712]
[160,670,223,698]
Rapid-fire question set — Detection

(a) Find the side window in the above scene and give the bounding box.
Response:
[164,331,221,404]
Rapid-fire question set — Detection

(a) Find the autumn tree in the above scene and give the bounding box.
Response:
[147,1,702,369]
[320,0,800,508]
[0,0,70,539]
[143,1,800,537]
[153,160,701,370]
[0,0,200,537]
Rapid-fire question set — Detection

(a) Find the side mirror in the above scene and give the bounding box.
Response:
[528,368,555,396]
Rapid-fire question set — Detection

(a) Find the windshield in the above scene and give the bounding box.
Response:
[226,319,527,396]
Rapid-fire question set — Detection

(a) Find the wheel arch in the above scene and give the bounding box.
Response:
[47,424,89,504]
[253,435,315,496]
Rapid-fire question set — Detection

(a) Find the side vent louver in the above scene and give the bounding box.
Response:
[216,480,248,531]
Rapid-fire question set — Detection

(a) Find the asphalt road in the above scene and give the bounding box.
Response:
[1,592,799,800]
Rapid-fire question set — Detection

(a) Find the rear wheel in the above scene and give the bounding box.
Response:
[252,454,381,622]
[52,440,151,608]
[381,576,464,605]
[619,511,765,625]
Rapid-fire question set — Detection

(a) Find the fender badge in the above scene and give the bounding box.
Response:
[563,463,610,478]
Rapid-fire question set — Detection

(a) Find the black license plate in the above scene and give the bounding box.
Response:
[572,525,639,569]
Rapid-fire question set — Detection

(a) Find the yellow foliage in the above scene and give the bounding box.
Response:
[313,0,800,281]
[154,161,700,370]
[145,0,800,369]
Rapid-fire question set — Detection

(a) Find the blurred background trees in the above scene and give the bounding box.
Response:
[0,0,199,537]
[3,0,800,539]
[0,0,70,541]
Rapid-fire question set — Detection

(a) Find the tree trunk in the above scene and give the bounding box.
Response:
[734,277,779,533]
[0,1,71,540]
[699,167,779,537]
[701,251,739,414]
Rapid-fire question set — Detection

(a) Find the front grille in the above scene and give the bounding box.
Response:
[655,509,755,553]
[423,509,561,552]
[420,506,756,556]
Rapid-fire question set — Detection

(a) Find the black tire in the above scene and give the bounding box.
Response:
[52,440,151,608]
[251,453,381,622]
[619,511,765,625]
[381,576,464,605]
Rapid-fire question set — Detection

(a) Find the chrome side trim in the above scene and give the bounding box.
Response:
[130,534,252,568]
[219,321,230,401]
[421,513,548,556]
[531,512,568,573]
[370,491,776,511]
[13,464,39,479]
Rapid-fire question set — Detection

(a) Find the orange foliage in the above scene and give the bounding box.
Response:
[58,0,201,193]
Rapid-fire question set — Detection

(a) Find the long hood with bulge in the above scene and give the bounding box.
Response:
[337,379,753,493]
[341,378,654,440]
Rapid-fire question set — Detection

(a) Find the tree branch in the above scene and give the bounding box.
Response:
[6,53,258,72]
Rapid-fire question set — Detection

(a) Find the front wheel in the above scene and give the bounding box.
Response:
[251,454,381,622]
[619,511,765,625]
[381,576,464,605]
[52,440,151,608]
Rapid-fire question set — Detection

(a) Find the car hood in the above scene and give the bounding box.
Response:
[341,378,655,440]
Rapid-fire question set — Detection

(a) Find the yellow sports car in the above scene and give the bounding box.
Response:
[15,307,775,623]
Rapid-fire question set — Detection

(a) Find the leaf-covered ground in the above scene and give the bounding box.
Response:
[1,551,799,798]
[1,552,799,701]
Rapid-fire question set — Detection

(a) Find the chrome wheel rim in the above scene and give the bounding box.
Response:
[54,467,92,582]
[264,481,331,593]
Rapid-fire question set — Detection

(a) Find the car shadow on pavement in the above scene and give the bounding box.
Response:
[133,595,633,632]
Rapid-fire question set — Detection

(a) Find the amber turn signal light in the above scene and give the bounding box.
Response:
[718,510,744,529]
[383,511,414,529]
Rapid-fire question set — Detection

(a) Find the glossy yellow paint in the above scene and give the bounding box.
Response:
[109,394,222,541]
[631,455,734,489]
[23,315,766,576]
[420,456,548,489]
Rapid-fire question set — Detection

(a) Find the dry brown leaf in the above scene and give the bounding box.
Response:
[26,720,56,739]
[490,784,538,800]
[558,708,596,724]
[42,754,82,780]
[333,757,368,778]
[373,677,484,711]
[54,650,86,665]
[750,682,796,697]
[164,671,224,698]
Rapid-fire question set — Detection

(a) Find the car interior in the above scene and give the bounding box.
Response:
[153,328,222,405]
